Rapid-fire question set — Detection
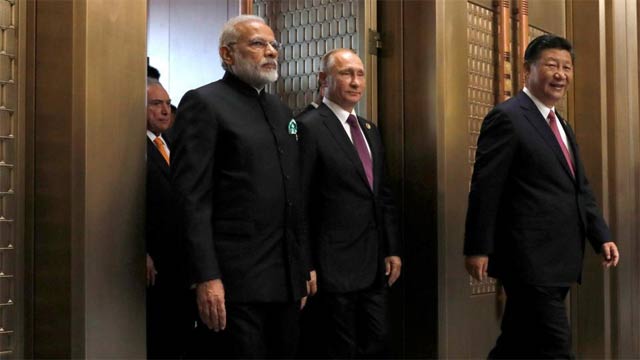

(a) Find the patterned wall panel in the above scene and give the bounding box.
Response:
[254,0,360,114]
[0,0,17,358]
[467,1,497,295]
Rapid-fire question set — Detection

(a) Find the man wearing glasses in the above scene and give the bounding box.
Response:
[171,15,312,358]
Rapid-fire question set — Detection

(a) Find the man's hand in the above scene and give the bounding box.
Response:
[385,256,402,286]
[465,255,489,281]
[601,242,620,268]
[307,270,317,296]
[301,270,318,310]
[196,279,226,331]
[146,254,157,287]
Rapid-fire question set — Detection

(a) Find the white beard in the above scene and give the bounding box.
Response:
[232,56,278,89]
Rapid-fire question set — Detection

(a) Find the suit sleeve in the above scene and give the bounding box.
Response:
[464,108,518,256]
[170,89,221,284]
[575,144,612,252]
[297,119,318,271]
[374,126,401,257]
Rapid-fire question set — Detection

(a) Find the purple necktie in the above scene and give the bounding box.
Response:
[548,111,575,177]
[346,114,373,189]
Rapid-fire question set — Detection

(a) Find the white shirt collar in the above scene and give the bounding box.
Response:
[322,97,357,125]
[523,87,555,123]
[146,130,167,144]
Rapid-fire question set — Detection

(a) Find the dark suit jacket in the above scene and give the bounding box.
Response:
[170,72,308,303]
[146,136,184,284]
[297,103,400,293]
[464,91,611,286]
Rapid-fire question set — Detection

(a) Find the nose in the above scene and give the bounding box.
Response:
[161,103,170,114]
[554,71,567,80]
[265,43,278,57]
[350,75,360,87]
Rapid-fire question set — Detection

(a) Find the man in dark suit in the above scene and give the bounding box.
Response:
[170,15,311,358]
[464,34,620,359]
[297,48,401,358]
[145,79,192,358]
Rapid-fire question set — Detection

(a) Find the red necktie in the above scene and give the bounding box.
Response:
[346,115,373,189]
[548,111,574,177]
[153,137,170,165]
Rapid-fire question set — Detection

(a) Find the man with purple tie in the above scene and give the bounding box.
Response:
[297,48,401,358]
[464,34,620,358]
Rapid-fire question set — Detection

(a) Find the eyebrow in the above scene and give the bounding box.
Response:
[543,56,571,63]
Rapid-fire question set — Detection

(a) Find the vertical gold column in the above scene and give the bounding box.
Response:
[32,0,147,357]
[604,0,640,358]
[566,0,610,357]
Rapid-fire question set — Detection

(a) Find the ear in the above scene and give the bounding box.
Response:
[318,71,327,87]
[219,46,234,67]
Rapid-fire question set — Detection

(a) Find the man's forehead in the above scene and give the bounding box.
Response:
[147,85,170,100]
[236,21,274,39]
[333,53,364,70]
[540,49,572,61]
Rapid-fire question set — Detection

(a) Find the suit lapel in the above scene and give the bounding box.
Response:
[147,138,170,178]
[318,105,372,191]
[517,92,575,181]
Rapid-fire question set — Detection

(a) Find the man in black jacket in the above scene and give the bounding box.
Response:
[170,15,312,358]
[464,35,619,358]
[145,79,192,358]
[297,48,401,358]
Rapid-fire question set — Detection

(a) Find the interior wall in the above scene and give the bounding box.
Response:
[147,0,238,104]
[30,0,147,357]
[0,0,26,358]
[605,0,640,357]
[378,0,439,357]
[566,0,609,357]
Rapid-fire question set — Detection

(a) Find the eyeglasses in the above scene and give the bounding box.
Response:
[227,39,281,52]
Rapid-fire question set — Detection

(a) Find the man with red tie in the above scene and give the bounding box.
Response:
[464,35,620,358]
[297,48,402,358]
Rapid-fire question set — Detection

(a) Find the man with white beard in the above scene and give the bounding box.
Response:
[170,15,313,358]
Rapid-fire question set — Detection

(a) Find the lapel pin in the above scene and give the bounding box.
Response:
[365,123,371,130]
[288,119,298,141]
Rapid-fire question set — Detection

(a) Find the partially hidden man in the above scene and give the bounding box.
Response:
[464,34,620,359]
[297,48,402,358]
[170,15,312,358]
[145,79,193,359]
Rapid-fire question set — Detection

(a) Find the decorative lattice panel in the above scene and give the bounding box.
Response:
[255,0,360,114]
[467,1,498,295]
[0,0,16,358]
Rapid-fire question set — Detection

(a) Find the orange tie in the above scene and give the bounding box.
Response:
[153,137,170,165]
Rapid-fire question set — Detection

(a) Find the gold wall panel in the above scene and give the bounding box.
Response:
[255,0,360,114]
[0,0,16,358]
[467,1,497,296]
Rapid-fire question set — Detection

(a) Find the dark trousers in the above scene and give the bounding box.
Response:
[147,281,195,359]
[322,285,389,359]
[189,301,300,359]
[489,282,573,359]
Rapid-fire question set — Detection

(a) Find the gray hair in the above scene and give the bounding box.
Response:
[219,15,267,71]
[147,77,163,89]
[320,48,358,73]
